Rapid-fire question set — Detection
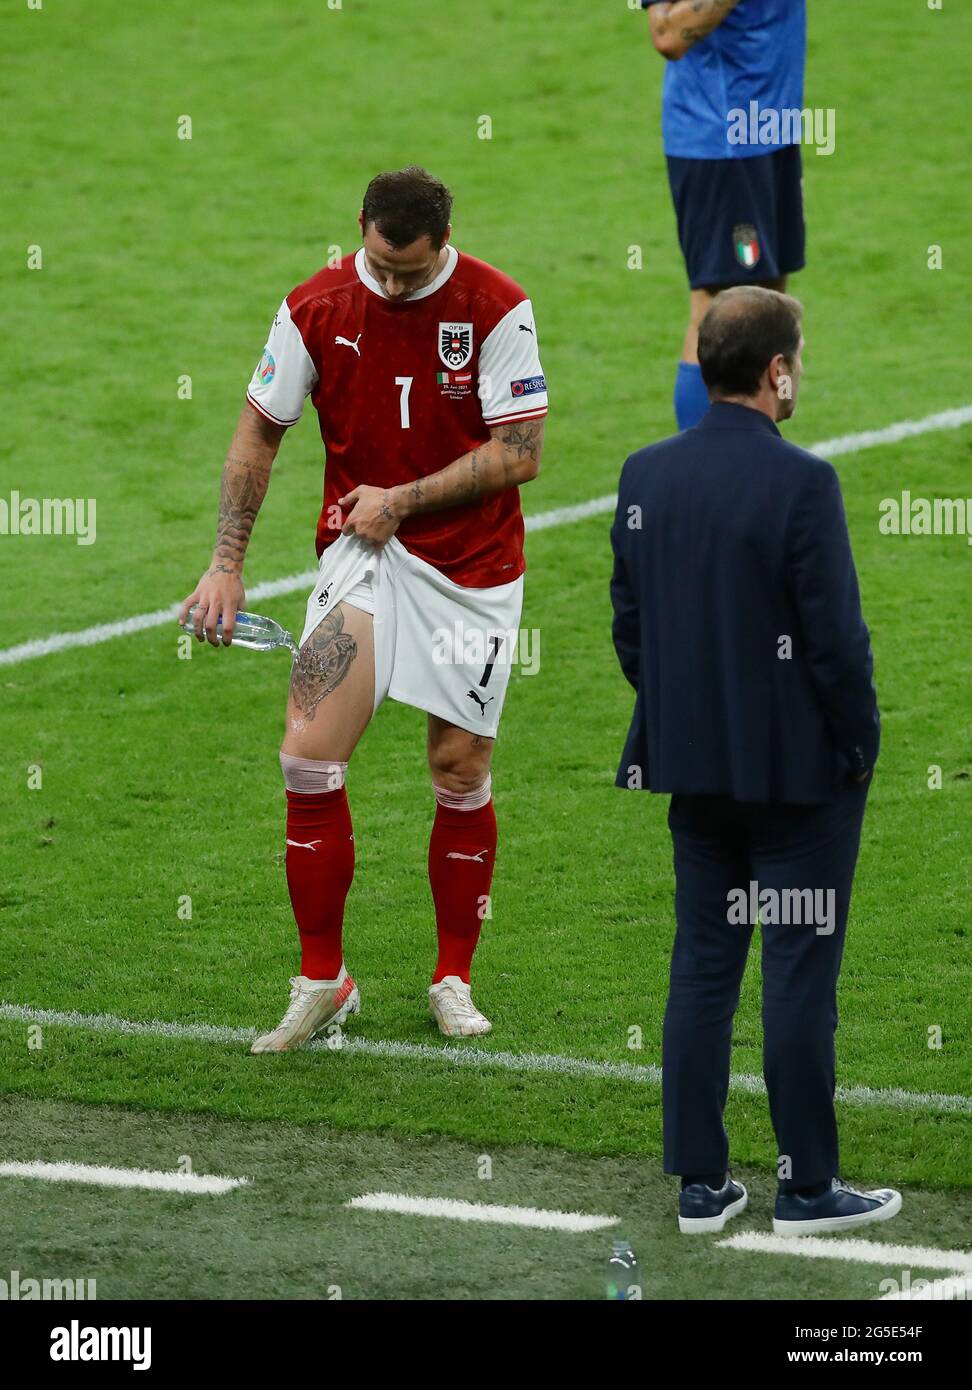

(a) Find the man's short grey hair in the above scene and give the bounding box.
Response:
[698,286,803,398]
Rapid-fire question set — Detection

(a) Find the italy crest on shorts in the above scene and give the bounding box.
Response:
[732,224,761,270]
[438,322,473,370]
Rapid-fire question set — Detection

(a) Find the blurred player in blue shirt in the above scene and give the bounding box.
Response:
[642,1,807,427]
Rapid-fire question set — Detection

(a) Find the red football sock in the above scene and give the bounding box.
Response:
[428,789,497,984]
[284,787,354,980]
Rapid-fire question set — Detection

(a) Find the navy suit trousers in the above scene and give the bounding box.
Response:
[662,779,870,1186]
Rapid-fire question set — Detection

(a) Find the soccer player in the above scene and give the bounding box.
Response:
[641,0,807,429]
[179,167,547,1049]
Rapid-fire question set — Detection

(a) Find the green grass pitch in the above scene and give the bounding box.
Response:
[1,0,970,1300]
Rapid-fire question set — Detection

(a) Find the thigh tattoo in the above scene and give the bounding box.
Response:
[290,607,357,721]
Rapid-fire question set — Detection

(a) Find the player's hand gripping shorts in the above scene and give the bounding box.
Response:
[299,533,524,738]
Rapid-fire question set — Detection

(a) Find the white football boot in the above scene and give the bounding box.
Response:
[250,972,359,1054]
[428,975,492,1038]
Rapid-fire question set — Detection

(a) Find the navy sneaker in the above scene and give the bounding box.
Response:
[678,1175,748,1234]
[774,1177,902,1236]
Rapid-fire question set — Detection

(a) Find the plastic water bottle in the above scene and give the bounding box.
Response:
[183,605,299,658]
[605,1240,641,1300]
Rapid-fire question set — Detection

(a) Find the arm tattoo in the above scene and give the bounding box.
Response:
[498,419,542,462]
[497,418,542,487]
[214,454,269,567]
[462,447,485,500]
[289,607,357,721]
[399,419,542,517]
[653,0,737,46]
[680,0,736,43]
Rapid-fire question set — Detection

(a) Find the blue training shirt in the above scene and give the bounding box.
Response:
[646,0,806,160]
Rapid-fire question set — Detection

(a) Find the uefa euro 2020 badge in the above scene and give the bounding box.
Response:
[257,348,276,385]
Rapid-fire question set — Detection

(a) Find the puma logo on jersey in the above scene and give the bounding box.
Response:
[446,849,489,862]
[518,323,534,334]
[335,333,362,356]
[466,690,495,714]
[286,839,322,851]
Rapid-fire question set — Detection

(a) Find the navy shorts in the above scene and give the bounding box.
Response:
[666,144,806,290]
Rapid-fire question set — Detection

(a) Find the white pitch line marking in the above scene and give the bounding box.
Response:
[811,404,972,458]
[718,1230,972,1273]
[0,570,320,669]
[0,1159,249,1195]
[1,1001,969,1117]
[2,404,970,669]
[345,1191,618,1232]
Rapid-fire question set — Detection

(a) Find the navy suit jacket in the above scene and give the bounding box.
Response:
[611,402,880,804]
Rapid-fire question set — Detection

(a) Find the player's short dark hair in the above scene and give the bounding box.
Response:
[361,166,453,250]
[697,286,803,398]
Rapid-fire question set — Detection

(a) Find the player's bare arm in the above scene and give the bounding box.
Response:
[338,419,544,546]
[179,404,286,645]
[648,0,741,61]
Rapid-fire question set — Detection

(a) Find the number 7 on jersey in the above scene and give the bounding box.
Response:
[395,376,412,429]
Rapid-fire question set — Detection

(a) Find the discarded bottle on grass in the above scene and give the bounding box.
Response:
[605,1240,641,1300]
[183,606,299,658]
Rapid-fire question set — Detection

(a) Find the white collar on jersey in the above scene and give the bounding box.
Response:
[354,244,458,301]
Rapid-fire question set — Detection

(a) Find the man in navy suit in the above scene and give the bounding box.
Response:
[611,286,900,1235]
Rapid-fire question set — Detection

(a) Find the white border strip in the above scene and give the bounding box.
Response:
[0,1159,248,1195]
[1,1002,968,1116]
[3,404,970,670]
[345,1191,617,1232]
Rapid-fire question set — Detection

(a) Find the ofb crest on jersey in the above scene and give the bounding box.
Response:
[438,321,473,370]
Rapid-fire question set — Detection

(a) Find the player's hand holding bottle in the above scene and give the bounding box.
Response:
[179,561,247,646]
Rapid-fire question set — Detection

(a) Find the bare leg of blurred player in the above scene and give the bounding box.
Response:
[425,715,496,1037]
[676,277,789,429]
[251,601,375,1053]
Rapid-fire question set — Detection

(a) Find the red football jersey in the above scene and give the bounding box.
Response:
[246,247,547,587]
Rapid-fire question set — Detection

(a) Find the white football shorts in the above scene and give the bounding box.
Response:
[299,533,524,738]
